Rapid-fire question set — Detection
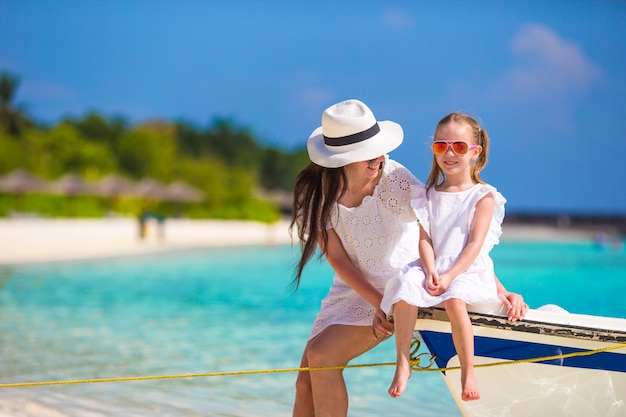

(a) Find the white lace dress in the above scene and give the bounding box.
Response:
[308,157,425,339]
[380,183,505,314]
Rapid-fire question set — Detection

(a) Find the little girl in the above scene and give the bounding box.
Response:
[380,112,505,401]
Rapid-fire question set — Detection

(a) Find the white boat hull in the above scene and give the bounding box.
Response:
[414,305,626,417]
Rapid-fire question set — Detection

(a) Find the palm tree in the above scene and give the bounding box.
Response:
[0,70,28,136]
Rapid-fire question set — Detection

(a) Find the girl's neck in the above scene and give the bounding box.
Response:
[436,173,476,193]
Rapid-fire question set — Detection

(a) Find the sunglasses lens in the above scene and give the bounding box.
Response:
[451,142,469,154]
[432,142,448,154]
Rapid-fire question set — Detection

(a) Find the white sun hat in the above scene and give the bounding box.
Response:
[307,99,403,168]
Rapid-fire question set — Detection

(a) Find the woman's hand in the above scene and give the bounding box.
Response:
[371,308,394,340]
[499,291,528,322]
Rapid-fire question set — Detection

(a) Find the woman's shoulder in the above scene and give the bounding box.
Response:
[384,157,410,172]
[383,158,423,186]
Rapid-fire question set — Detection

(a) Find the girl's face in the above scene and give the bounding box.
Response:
[433,122,481,177]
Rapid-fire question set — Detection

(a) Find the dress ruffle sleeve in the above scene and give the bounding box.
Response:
[471,184,506,249]
[410,187,430,237]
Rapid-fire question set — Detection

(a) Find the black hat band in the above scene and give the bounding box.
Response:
[323,123,380,147]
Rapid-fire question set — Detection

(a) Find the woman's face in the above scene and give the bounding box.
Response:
[344,155,385,180]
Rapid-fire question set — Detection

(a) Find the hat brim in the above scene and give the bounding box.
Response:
[307,120,403,168]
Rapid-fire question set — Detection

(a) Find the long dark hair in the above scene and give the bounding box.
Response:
[289,162,347,290]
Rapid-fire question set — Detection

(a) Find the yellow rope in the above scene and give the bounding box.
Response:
[0,363,394,388]
[1,342,625,389]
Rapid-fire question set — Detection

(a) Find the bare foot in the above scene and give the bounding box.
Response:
[461,371,480,401]
[388,365,411,398]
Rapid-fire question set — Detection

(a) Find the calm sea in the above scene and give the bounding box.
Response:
[0,240,625,416]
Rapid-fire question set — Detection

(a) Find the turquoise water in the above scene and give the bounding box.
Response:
[0,240,624,416]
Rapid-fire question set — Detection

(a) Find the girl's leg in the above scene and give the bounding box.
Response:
[293,324,387,417]
[388,300,418,398]
[444,298,480,401]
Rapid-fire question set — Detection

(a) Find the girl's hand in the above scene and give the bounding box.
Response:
[427,272,449,296]
[436,273,451,295]
[425,272,440,296]
[371,308,394,340]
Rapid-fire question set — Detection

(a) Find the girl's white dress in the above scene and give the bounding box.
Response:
[381,183,506,314]
[309,157,425,339]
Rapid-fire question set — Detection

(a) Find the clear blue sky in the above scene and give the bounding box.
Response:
[2,1,625,214]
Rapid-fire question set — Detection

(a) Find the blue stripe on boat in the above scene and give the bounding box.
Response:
[419,330,626,373]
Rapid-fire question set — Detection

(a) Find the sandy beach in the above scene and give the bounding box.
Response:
[0,217,603,266]
[0,218,294,265]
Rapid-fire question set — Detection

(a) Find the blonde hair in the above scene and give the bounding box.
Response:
[425,112,489,193]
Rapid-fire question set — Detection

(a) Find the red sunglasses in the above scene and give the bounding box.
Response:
[432,140,479,155]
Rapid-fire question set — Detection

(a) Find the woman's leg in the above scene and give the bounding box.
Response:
[293,324,387,417]
[293,341,315,417]
[444,298,480,401]
[388,300,418,398]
